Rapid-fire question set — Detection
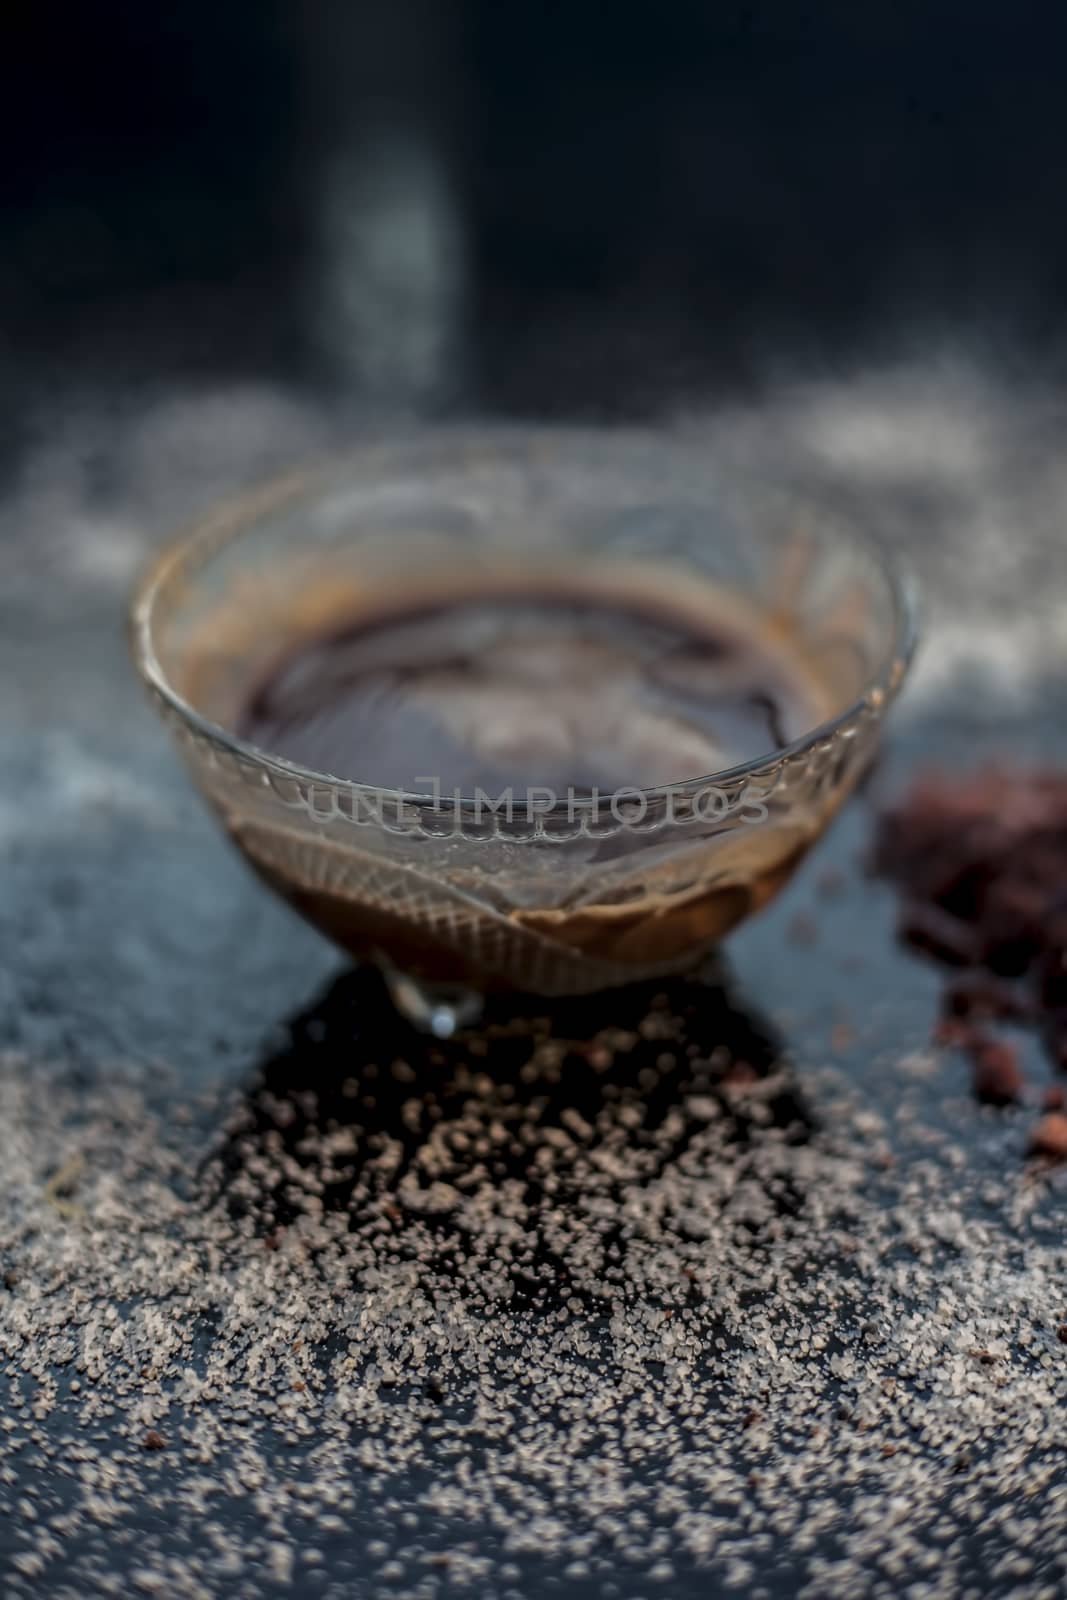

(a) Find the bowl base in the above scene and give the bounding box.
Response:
[382,970,485,1037]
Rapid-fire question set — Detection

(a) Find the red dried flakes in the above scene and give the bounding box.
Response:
[875,768,1067,1105]
[1028,1113,1067,1160]
[967,1037,1024,1107]
[930,1019,1023,1104]
[932,1016,975,1049]
[141,1430,166,1452]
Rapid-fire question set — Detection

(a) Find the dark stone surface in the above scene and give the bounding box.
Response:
[1,379,1065,1597]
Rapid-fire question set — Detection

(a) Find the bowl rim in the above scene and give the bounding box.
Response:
[129,425,920,820]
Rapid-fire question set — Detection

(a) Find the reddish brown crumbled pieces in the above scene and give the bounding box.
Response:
[875,768,1067,1113]
[1028,1113,1067,1160]
[932,1016,974,1049]
[967,1036,1024,1107]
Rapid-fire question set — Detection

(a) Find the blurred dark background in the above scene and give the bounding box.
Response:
[3,0,1066,431]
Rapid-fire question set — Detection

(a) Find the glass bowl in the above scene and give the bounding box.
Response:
[130,427,917,1032]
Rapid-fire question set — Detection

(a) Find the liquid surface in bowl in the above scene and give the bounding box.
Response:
[238,584,831,793]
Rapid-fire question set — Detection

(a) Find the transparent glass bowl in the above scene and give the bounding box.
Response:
[130,427,917,1031]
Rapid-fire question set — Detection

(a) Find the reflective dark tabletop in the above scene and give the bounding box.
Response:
[2,10,1066,1596]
